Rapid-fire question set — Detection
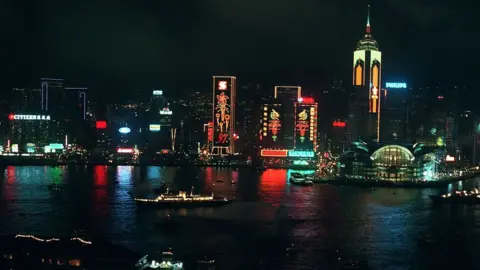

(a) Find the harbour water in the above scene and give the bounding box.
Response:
[1,165,480,269]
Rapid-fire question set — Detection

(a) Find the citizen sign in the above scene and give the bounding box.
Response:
[12,114,51,120]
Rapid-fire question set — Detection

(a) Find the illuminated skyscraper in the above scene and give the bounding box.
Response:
[350,6,382,142]
[211,76,236,155]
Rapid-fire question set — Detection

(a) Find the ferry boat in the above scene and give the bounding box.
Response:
[134,187,233,208]
[289,173,313,186]
[429,189,480,204]
[136,247,184,269]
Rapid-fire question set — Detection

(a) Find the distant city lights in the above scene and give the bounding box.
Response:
[9,114,51,121]
[385,82,407,89]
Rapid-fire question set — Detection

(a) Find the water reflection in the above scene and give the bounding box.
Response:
[1,166,480,269]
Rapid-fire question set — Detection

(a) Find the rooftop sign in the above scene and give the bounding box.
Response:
[385,82,407,89]
[9,114,51,121]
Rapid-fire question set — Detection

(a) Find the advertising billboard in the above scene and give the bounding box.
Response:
[9,114,51,121]
[149,124,161,131]
[96,121,107,129]
[294,99,318,150]
[259,103,283,148]
[212,76,236,152]
[385,82,407,89]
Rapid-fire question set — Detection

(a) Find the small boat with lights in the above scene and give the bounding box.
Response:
[289,173,313,186]
[429,189,480,204]
[134,188,232,208]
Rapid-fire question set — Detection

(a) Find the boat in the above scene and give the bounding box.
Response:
[137,247,184,269]
[215,179,224,183]
[429,189,480,204]
[289,173,313,186]
[197,256,215,269]
[134,187,233,208]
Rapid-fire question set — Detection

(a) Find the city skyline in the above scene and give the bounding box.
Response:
[1,1,475,93]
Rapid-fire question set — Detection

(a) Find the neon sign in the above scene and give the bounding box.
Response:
[446,155,455,162]
[268,109,281,141]
[153,90,163,95]
[119,127,131,134]
[9,114,51,120]
[218,81,227,90]
[385,82,407,89]
[293,160,309,166]
[96,121,107,129]
[288,150,315,158]
[149,124,160,131]
[214,82,231,146]
[261,149,288,157]
[160,108,173,115]
[294,102,317,150]
[333,121,346,127]
[117,148,133,153]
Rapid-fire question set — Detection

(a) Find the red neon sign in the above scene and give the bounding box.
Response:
[298,97,315,104]
[8,114,14,120]
[117,148,133,153]
[260,149,288,157]
[333,121,346,127]
[207,122,213,142]
[96,121,107,129]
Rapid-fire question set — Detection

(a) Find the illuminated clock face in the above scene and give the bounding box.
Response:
[218,81,227,90]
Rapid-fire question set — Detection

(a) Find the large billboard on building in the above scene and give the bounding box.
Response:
[294,98,318,150]
[212,76,236,154]
[259,103,284,148]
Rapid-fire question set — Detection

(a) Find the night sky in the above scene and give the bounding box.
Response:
[1,0,475,96]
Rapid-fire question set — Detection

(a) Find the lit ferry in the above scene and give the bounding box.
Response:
[289,173,313,186]
[134,187,232,208]
[429,189,480,204]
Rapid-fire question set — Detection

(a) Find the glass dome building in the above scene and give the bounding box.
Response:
[340,142,446,181]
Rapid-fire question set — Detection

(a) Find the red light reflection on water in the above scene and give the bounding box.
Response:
[94,166,107,186]
[259,169,287,205]
[93,166,108,216]
[5,166,16,200]
[6,166,15,184]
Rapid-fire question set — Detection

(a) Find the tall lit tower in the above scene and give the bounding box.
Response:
[350,5,382,142]
[211,76,236,155]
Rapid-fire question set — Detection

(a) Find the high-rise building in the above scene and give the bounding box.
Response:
[259,102,284,149]
[381,82,409,142]
[9,88,42,112]
[294,97,318,151]
[211,76,236,155]
[40,78,64,112]
[274,86,301,149]
[350,6,382,142]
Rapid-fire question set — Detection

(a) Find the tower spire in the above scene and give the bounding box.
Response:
[366,5,371,34]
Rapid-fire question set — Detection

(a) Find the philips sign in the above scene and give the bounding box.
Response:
[385,82,407,89]
[9,114,51,120]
